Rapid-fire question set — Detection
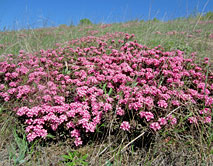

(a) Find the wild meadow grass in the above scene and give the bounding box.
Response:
[0,15,212,166]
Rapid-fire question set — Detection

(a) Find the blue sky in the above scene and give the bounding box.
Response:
[0,0,212,30]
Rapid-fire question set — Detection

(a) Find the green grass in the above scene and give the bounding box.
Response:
[0,15,212,165]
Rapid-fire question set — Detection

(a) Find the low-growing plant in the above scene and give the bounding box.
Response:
[0,31,212,166]
[61,151,88,166]
[0,32,212,146]
[7,128,29,165]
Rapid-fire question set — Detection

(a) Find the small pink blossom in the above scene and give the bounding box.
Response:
[167,115,177,125]
[70,129,80,138]
[188,117,198,124]
[42,95,52,102]
[74,137,83,146]
[53,95,65,105]
[139,111,154,121]
[7,88,16,94]
[9,82,17,87]
[103,103,112,112]
[0,84,5,90]
[116,107,125,116]
[171,100,180,106]
[157,100,168,108]
[203,116,211,124]
[199,108,211,115]
[17,106,29,116]
[150,122,161,131]
[158,117,167,125]
[11,72,19,78]
[66,121,75,129]
[27,132,37,142]
[120,121,130,131]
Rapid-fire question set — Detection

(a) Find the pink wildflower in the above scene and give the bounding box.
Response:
[199,108,211,115]
[157,100,168,108]
[27,132,37,142]
[158,117,167,125]
[103,103,112,112]
[150,122,161,131]
[0,84,5,90]
[116,107,125,116]
[74,137,83,146]
[203,116,211,124]
[42,95,52,102]
[53,95,65,105]
[7,88,16,94]
[167,115,177,125]
[139,111,154,121]
[70,129,80,138]
[188,117,198,124]
[9,82,17,87]
[17,106,29,116]
[66,121,75,129]
[171,100,180,106]
[11,72,19,78]
[120,121,130,131]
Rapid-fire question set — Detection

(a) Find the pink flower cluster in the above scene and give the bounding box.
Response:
[0,32,212,146]
[120,121,130,131]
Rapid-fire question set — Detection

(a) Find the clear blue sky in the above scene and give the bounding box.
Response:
[0,0,212,30]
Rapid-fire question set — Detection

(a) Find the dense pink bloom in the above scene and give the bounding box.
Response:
[1,32,212,147]
[139,111,154,121]
[116,107,125,116]
[120,121,130,131]
[76,86,88,97]
[27,132,37,142]
[157,100,168,108]
[74,137,83,146]
[158,117,167,125]
[150,122,161,131]
[199,108,211,115]
[42,95,52,102]
[171,100,180,106]
[11,72,19,78]
[203,116,211,124]
[9,82,17,87]
[7,88,16,94]
[26,125,47,142]
[38,84,46,91]
[17,106,30,116]
[16,65,29,74]
[0,84,5,90]
[66,121,75,129]
[70,129,80,138]
[26,106,42,117]
[17,85,31,98]
[103,103,112,112]
[188,117,198,124]
[53,95,65,104]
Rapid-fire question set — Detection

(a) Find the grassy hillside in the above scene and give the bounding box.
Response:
[0,15,212,166]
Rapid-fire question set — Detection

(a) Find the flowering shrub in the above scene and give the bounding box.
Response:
[0,32,212,146]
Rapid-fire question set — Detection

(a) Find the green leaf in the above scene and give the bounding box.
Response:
[108,88,113,96]
[46,134,55,138]
[62,155,72,160]
[81,154,88,160]
[105,161,113,166]
[80,161,89,165]
[102,83,107,90]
